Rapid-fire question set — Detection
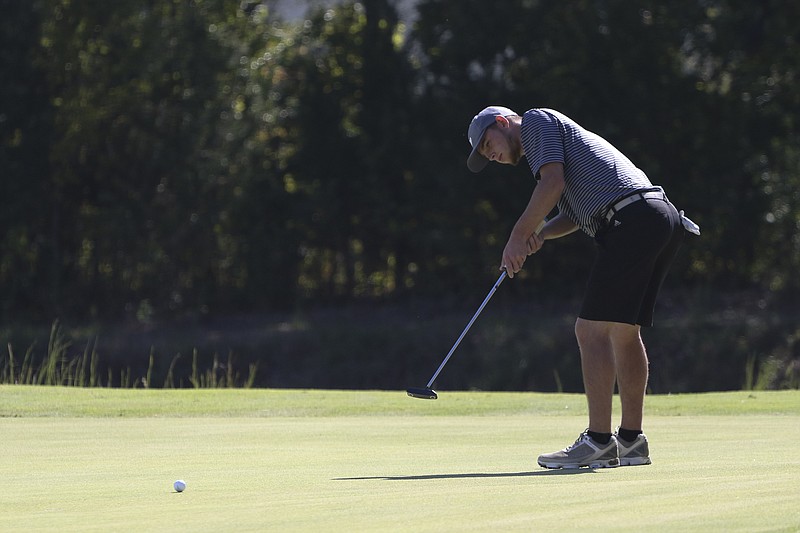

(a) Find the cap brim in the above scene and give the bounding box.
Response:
[467,146,489,173]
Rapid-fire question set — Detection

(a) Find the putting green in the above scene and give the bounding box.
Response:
[1,388,798,532]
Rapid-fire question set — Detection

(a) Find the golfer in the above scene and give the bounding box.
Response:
[466,106,698,469]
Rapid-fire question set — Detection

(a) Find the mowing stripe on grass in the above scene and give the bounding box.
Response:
[1,386,798,417]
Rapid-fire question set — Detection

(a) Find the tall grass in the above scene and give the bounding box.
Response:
[0,321,257,389]
[190,349,258,389]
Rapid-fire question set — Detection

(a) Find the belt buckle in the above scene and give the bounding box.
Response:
[603,195,632,224]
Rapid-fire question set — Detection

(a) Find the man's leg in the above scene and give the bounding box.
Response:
[609,322,648,431]
[575,319,649,432]
[574,318,616,434]
[609,322,653,466]
[536,318,621,469]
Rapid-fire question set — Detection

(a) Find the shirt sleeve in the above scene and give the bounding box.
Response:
[522,109,564,178]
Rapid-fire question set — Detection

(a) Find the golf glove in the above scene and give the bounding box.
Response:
[680,210,701,235]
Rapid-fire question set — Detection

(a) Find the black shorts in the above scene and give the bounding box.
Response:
[579,197,684,327]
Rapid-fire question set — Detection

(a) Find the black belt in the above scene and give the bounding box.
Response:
[603,189,666,224]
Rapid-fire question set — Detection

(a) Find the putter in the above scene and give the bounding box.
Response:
[406,270,507,400]
[407,220,546,400]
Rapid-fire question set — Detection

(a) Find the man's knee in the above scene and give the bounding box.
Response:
[575,318,608,347]
[608,322,643,351]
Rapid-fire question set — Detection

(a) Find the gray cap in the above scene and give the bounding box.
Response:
[466,106,517,173]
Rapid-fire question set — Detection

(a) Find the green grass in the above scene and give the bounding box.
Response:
[1,387,799,532]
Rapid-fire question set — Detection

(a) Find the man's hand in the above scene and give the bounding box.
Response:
[501,234,530,279]
[527,232,544,255]
[501,228,546,278]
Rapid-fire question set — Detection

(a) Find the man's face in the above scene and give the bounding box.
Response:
[478,120,522,166]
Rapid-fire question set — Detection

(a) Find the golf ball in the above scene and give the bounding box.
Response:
[174,480,186,492]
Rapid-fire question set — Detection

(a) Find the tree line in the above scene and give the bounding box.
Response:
[2,0,799,323]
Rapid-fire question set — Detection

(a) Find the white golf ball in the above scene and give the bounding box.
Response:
[173,480,186,492]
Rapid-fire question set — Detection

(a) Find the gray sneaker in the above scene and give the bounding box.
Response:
[617,433,651,466]
[537,431,619,469]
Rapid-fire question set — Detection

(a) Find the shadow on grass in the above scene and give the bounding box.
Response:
[334,469,597,481]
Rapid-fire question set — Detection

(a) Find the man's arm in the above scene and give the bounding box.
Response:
[501,162,565,278]
[525,212,579,255]
[540,212,579,240]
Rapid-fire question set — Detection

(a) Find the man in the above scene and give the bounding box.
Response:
[466,106,698,469]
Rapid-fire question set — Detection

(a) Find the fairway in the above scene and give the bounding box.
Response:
[1,388,799,532]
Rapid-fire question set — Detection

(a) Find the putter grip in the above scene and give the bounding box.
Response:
[525,218,547,257]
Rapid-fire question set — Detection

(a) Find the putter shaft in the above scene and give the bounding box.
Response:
[425,270,507,388]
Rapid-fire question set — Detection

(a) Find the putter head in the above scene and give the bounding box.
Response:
[406,387,438,400]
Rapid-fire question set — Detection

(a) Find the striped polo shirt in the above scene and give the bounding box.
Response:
[521,109,653,237]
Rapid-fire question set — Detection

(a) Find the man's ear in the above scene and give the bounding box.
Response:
[495,115,510,128]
